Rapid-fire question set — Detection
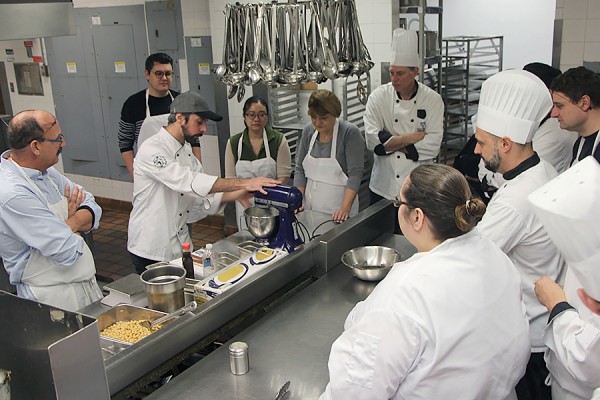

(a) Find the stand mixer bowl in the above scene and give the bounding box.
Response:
[244,206,279,242]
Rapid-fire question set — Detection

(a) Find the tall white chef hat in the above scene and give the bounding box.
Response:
[528,156,600,300]
[475,70,552,144]
[390,28,419,67]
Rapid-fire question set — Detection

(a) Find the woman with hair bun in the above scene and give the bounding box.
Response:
[321,164,530,400]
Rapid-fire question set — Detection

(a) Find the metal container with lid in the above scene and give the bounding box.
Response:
[229,341,249,375]
[140,264,186,313]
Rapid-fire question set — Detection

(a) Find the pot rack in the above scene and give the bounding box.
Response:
[216,0,374,104]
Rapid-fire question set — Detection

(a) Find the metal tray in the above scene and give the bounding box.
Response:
[236,240,263,258]
[97,304,166,360]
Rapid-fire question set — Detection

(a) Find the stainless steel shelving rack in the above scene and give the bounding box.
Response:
[441,35,503,158]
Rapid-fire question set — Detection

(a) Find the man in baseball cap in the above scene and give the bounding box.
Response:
[127,91,278,273]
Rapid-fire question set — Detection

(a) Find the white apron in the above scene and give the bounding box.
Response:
[137,89,174,149]
[302,123,359,216]
[13,161,102,312]
[572,133,600,166]
[234,129,277,229]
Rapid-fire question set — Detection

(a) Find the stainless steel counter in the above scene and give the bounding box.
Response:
[80,202,400,397]
[145,234,416,400]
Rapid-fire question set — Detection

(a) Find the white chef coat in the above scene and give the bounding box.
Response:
[320,229,530,400]
[478,158,566,351]
[533,118,578,174]
[545,269,600,400]
[363,82,444,199]
[128,128,223,261]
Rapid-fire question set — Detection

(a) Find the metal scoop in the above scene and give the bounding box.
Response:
[140,301,197,330]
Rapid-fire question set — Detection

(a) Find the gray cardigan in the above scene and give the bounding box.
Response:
[293,119,365,192]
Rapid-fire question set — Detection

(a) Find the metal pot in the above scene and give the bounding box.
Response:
[341,246,403,281]
[140,265,186,313]
[244,206,279,241]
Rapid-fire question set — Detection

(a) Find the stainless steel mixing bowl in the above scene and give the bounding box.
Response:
[244,206,279,241]
[341,246,403,281]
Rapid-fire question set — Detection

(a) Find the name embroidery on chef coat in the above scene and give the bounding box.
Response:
[152,154,168,168]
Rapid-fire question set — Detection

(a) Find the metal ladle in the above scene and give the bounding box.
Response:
[215,6,232,79]
[357,73,369,105]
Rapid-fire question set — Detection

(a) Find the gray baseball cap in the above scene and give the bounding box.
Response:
[170,91,223,121]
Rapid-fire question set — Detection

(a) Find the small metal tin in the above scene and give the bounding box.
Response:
[229,341,249,375]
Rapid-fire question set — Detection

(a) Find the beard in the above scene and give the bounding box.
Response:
[483,146,501,173]
[182,124,201,145]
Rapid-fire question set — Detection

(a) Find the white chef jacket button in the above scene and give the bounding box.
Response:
[394,119,398,122]
[179,213,182,216]
[186,210,189,213]
[397,155,400,159]
[411,119,414,122]
[181,193,184,196]
[396,99,400,103]
[396,175,400,178]
[176,154,179,157]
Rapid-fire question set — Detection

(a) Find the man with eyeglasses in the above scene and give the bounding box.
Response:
[118,52,193,179]
[0,110,103,312]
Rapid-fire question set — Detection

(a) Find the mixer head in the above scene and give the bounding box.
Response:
[253,185,304,253]
[254,185,302,212]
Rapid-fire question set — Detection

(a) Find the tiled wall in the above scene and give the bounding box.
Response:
[556,0,600,71]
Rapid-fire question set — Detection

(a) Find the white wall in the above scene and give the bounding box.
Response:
[443,0,556,70]
[555,0,600,72]
[0,0,560,202]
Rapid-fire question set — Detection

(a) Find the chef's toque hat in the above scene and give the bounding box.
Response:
[528,156,600,300]
[475,70,552,144]
[390,28,419,68]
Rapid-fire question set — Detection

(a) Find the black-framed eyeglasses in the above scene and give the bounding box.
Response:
[38,133,64,144]
[245,112,268,119]
[392,196,411,208]
[153,70,173,78]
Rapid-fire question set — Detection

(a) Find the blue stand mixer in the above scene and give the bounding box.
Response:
[252,185,304,253]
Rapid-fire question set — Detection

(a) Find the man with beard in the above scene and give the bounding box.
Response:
[474,70,566,400]
[0,110,103,311]
[127,91,278,273]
